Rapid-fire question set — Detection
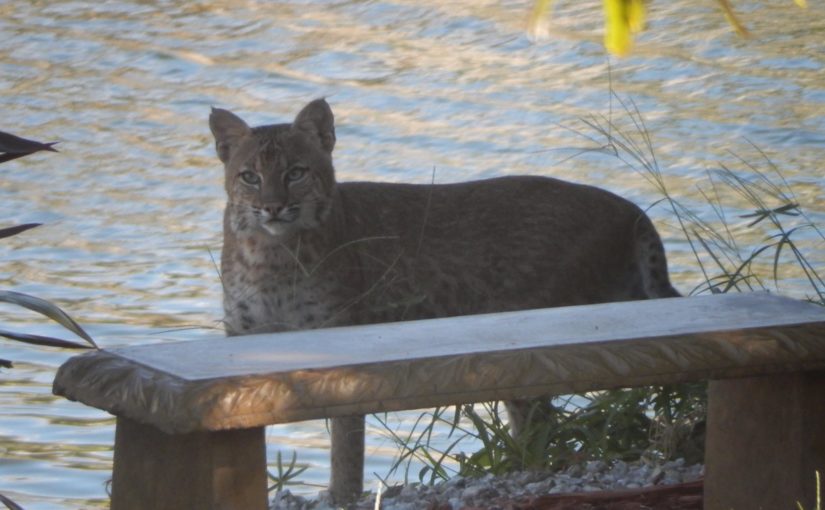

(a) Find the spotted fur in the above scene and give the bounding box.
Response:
[209,99,679,502]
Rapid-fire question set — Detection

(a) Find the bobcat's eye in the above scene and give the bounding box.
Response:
[284,166,308,184]
[239,171,260,186]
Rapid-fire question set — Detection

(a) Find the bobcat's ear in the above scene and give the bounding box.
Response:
[209,107,251,164]
[293,99,336,153]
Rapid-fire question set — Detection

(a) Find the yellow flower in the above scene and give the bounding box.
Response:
[529,0,804,57]
[604,0,646,56]
[527,0,554,40]
[627,0,647,33]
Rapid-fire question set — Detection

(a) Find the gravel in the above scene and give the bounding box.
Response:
[270,459,704,510]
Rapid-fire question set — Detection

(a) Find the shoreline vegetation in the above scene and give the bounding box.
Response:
[2,95,823,509]
[269,96,824,508]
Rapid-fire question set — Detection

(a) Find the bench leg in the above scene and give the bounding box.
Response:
[705,371,825,510]
[329,414,365,504]
[111,417,267,510]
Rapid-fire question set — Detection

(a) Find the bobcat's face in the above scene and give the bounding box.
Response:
[225,127,335,237]
[210,99,337,239]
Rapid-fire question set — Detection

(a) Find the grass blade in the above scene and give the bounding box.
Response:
[267,450,309,493]
[0,291,97,349]
[716,0,749,36]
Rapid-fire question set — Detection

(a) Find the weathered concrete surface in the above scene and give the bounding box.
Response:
[54,293,825,433]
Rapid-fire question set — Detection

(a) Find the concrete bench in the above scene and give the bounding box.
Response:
[53,292,825,510]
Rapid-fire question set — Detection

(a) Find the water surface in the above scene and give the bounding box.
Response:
[1,1,823,507]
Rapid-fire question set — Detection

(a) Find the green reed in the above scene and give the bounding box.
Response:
[375,94,823,486]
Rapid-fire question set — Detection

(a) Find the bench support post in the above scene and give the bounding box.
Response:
[705,371,825,510]
[111,417,267,510]
[329,415,365,504]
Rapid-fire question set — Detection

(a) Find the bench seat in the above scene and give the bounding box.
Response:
[52,292,825,509]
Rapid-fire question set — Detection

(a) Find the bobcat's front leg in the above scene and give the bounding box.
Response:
[504,398,557,440]
[329,414,365,504]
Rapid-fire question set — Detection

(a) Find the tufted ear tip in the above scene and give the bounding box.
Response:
[208,107,251,164]
[294,99,336,153]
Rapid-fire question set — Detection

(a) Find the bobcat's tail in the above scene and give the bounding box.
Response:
[634,215,681,298]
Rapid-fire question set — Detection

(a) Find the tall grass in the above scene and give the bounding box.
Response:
[376,94,823,486]
[578,94,824,303]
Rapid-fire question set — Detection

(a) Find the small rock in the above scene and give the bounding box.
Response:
[462,484,498,501]
[400,483,420,498]
[548,485,567,494]
[444,476,466,489]
[565,464,584,477]
[648,466,665,485]
[525,481,550,494]
[611,460,629,477]
[382,484,404,498]
[586,460,606,473]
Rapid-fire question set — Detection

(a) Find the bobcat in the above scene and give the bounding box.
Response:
[209,99,679,503]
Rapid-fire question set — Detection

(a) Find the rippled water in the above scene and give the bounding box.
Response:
[1,1,823,507]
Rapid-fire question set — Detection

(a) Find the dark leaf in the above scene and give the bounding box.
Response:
[0,329,94,350]
[0,153,34,164]
[0,291,98,349]
[0,223,41,240]
[0,130,58,160]
[0,493,25,510]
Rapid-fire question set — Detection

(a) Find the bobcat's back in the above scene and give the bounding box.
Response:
[337,176,676,325]
[210,98,679,503]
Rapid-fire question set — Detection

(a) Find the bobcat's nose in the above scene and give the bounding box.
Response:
[262,205,284,218]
